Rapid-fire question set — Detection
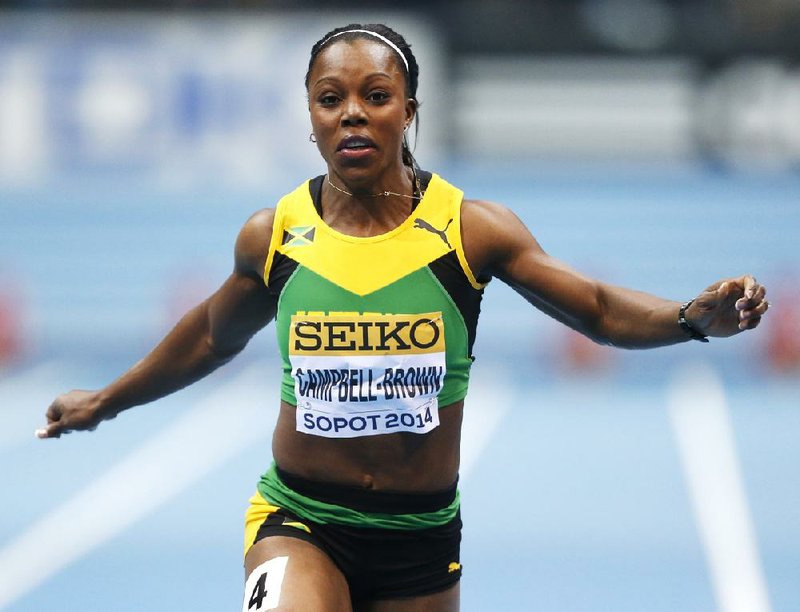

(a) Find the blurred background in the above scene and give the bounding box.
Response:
[1,2,798,611]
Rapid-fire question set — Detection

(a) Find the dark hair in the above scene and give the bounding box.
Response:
[305,23,421,168]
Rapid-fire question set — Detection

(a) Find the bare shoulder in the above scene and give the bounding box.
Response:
[235,208,276,277]
[461,198,542,278]
[461,197,535,246]
[461,197,520,227]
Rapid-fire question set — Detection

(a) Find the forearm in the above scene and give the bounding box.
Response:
[592,284,688,349]
[93,301,238,418]
[507,270,691,349]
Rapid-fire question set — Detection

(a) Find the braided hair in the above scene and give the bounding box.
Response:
[305,24,421,169]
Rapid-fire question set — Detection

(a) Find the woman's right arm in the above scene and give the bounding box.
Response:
[37,209,277,439]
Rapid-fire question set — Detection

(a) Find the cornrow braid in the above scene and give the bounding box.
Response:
[305,23,421,169]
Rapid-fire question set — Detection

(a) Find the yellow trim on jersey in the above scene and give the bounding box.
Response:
[452,198,488,290]
[263,194,291,287]
[264,174,480,296]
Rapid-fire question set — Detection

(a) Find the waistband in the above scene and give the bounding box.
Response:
[257,463,460,530]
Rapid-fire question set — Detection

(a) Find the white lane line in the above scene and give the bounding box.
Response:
[459,364,512,483]
[667,361,772,612]
[0,362,276,610]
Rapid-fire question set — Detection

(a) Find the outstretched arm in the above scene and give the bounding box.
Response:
[461,199,768,348]
[37,209,277,438]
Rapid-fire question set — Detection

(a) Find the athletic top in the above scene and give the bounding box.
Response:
[263,171,486,438]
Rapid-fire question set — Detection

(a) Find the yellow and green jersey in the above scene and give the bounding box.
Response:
[264,171,486,438]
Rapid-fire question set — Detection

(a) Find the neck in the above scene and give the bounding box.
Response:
[327,164,416,201]
[320,166,422,236]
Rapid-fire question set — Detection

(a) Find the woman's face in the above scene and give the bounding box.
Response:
[307,38,416,185]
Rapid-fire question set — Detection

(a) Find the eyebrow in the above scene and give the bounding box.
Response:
[312,71,396,88]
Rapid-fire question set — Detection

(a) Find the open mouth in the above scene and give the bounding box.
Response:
[337,135,377,152]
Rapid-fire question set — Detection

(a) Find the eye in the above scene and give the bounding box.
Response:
[318,93,340,106]
[367,90,389,103]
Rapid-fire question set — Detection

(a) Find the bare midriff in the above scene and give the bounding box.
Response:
[271,399,464,493]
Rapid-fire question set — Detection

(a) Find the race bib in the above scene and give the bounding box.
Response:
[289,311,446,438]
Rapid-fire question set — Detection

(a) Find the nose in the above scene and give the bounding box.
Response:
[341,96,367,127]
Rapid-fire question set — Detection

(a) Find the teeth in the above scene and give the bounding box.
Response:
[343,139,370,149]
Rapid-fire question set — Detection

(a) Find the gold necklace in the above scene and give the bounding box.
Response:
[326,172,424,200]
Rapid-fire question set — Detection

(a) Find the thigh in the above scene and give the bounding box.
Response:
[243,535,352,612]
[355,583,459,612]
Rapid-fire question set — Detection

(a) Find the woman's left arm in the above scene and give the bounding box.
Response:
[461,199,769,348]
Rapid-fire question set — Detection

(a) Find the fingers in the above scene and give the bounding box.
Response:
[35,424,59,439]
[735,275,765,305]
[35,423,64,439]
[36,401,60,439]
[737,297,770,330]
[742,274,759,299]
[37,401,66,439]
[45,400,62,424]
[733,275,768,331]
[739,315,763,331]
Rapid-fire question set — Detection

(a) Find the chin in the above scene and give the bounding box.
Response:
[332,160,384,182]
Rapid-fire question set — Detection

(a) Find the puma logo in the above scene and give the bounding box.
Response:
[413,218,453,248]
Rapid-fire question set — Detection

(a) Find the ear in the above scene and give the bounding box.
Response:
[405,98,417,127]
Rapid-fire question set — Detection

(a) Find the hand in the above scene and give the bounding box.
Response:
[36,390,106,439]
[687,275,769,338]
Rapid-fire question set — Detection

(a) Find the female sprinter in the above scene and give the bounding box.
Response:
[38,24,769,612]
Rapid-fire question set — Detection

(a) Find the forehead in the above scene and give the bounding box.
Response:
[309,38,405,84]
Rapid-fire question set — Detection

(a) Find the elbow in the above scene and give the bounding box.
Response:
[588,285,650,349]
[204,334,246,365]
[588,314,638,349]
[577,291,617,347]
[561,317,618,348]
[581,292,629,349]
[581,325,617,348]
[591,332,617,348]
